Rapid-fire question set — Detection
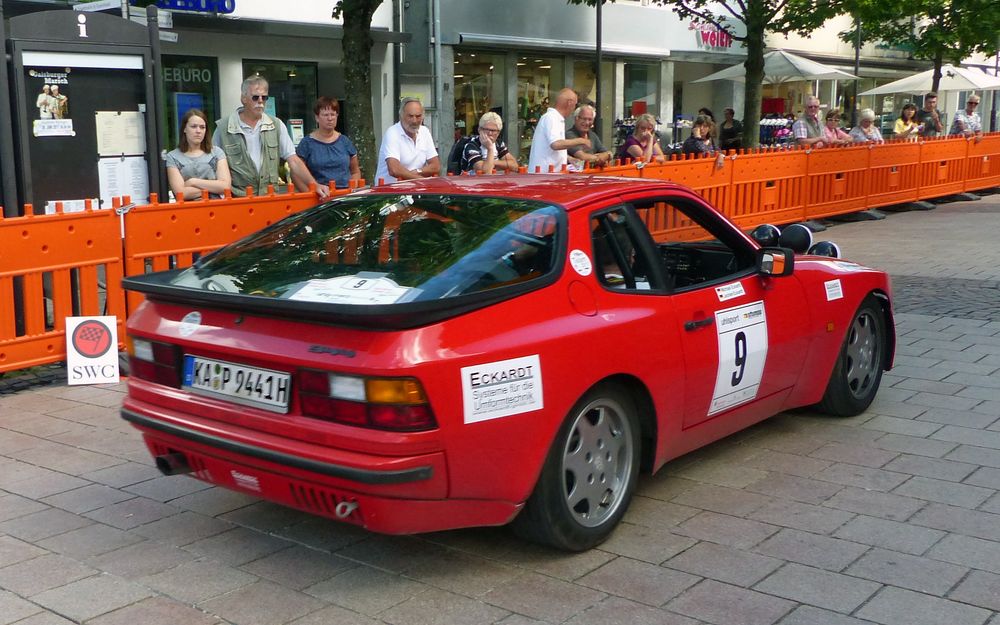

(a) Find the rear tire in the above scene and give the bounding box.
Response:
[817,295,886,416]
[512,384,640,551]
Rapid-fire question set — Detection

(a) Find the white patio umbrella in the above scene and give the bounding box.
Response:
[692,50,858,84]
[859,64,1000,95]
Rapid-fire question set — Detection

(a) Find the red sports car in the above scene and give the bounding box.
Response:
[122,175,894,551]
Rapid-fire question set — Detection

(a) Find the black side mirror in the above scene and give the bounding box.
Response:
[757,247,794,277]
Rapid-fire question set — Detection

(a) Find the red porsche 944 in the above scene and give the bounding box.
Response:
[122,175,894,551]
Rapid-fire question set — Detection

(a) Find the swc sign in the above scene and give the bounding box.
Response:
[66,316,121,385]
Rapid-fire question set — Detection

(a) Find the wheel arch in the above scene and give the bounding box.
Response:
[871,288,896,370]
[595,373,658,473]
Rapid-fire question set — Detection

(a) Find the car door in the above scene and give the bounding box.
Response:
[621,191,810,430]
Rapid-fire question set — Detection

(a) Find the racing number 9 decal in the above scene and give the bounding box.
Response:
[731,331,747,386]
[710,301,768,415]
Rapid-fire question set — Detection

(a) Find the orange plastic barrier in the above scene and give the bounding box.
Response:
[640,154,733,220]
[917,135,969,199]
[727,147,808,229]
[804,144,871,220]
[0,204,124,373]
[866,140,922,209]
[964,134,1000,192]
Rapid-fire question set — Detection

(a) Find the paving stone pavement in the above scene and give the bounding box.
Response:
[2,190,1000,625]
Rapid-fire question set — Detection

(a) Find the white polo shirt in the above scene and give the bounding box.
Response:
[527,108,567,174]
[375,122,438,184]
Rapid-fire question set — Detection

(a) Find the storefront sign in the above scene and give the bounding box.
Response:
[689,21,734,49]
[131,0,236,14]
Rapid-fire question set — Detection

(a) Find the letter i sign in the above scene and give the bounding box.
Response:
[66,316,120,385]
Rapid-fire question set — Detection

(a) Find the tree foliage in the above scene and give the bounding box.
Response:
[334,0,384,182]
[568,0,826,148]
[783,0,1000,91]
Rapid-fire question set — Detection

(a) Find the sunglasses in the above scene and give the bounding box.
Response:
[968,101,979,106]
[250,95,269,102]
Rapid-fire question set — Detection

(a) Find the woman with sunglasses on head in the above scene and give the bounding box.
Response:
[617,113,666,164]
[166,108,231,200]
[295,97,360,191]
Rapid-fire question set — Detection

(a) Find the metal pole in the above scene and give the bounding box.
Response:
[595,0,602,136]
[0,1,21,217]
[851,17,861,127]
[992,47,999,132]
[147,5,166,199]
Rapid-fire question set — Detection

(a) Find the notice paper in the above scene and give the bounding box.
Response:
[98,156,149,207]
[95,111,146,156]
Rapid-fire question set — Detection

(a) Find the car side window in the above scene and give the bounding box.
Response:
[630,197,756,291]
[590,208,652,291]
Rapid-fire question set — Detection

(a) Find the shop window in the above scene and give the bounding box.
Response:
[517,56,565,162]
[624,63,657,119]
[574,59,613,147]
[453,51,506,144]
[241,60,318,145]
[162,55,219,153]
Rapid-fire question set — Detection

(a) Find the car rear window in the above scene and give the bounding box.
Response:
[169,193,563,305]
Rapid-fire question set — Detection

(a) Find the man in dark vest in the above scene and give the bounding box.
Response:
[213,76,328,198]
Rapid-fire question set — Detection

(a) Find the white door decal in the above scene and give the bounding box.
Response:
[709,300,768,415]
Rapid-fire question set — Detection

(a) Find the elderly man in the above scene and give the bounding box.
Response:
[915,92,943,138]
[375,97,440,184]
[214,76,325,198]
[458,112,518,175]
[792,96,825,148]
[950,94,983,141]
[527,87,590,173]
[566,104,612,168]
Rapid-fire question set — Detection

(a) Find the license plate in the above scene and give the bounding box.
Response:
[183,355,291,413]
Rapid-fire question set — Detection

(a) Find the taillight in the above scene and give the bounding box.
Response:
[297,370,437,431]
[127,335,181,388]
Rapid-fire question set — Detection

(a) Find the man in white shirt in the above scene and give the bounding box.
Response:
[375,98,441,184]
[527,88,590,173]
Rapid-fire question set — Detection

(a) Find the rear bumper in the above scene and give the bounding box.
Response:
[121,401,522,534]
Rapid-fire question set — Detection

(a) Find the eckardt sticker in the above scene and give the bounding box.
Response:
[461,355,544,424]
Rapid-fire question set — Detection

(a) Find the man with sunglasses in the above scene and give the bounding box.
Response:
[792,96,826,148]
[950,94,983,142]
[214,76,327,198]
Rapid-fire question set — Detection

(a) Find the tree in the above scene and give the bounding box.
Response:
[569,0,823,148]
[334,0,385,182]
[821,0,1000,92]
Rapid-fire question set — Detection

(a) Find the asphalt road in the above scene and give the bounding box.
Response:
[2,191,1000,625]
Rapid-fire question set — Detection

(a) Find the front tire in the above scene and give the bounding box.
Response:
[817,295,886,416]
[512,384,640,551]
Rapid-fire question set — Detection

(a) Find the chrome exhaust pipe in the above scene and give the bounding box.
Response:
[155,452,193,476]
[334,500,359,519]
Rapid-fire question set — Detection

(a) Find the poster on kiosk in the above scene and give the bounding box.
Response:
[7,9,160,215]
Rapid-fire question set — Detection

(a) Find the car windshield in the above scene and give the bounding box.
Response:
[169,193,563,305]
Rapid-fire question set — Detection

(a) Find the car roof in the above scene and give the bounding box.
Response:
[368,174,691,211]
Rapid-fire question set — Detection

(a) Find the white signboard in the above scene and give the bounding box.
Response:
[461,355,543,424]
[65,316,120,385]
[709,301,768,415]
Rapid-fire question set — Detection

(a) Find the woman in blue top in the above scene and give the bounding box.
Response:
[296,97,360,191]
